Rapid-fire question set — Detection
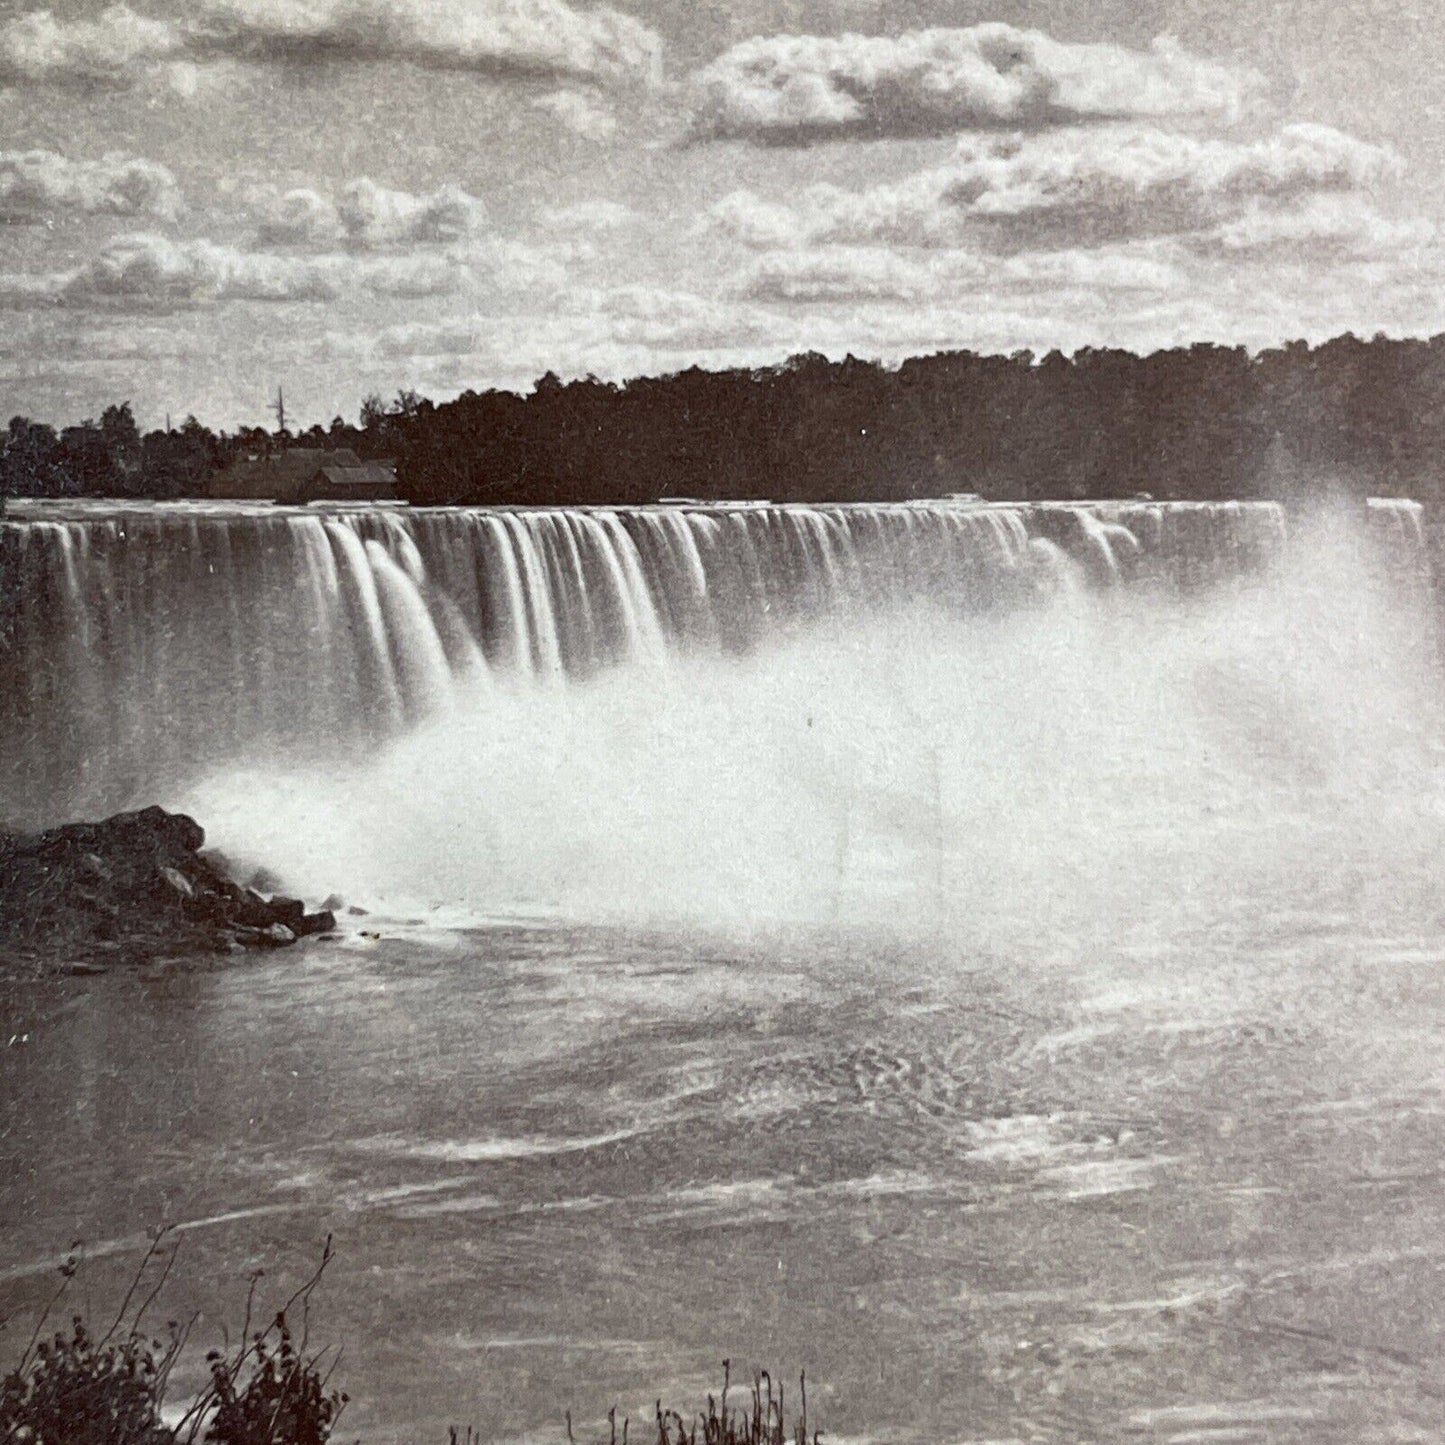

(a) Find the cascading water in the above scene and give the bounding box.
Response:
[1,495,1437,934]
[0,498,1286,825]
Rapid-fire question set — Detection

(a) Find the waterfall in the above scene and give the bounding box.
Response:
[0,496,1413,831]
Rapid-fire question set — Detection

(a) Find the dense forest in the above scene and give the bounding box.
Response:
[4,334,1445,507]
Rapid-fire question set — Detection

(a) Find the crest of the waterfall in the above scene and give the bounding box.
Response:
[7,492,1439,939]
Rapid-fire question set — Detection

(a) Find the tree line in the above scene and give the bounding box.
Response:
[5,335,1445,507]
[0,396,408,501]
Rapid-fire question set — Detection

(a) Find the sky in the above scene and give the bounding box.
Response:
[0,0,1442,429]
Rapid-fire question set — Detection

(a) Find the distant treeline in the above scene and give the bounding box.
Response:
[397,338,1445,507]
[0,397,403,501]
[6,335,1445,506]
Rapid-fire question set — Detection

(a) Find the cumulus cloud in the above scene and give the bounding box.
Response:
[375,286,778,367]
[0,218,578,313]
[740,246,981,303]
[374,319,487,359]
[0,0,662,90]
[1191,193,1434,259]
[462,237,581,293]
[0,150,183,223]
[710,191,804,249]
[938,123,1401,247]
[354,252,471,297]
[714,124,1404,252]
[531,88,619,140]
[573,284,776,349]
[56,233,466,309]
[0,5,182,87]
[0,271,65,308]
[192,0,661,84]
[544,198,636,230]
[998,246,1185,290]
[688,24,1259,145]
[246,185,342,245]
[244,178,488,247]
[64,235,344,305]
[338,178,488,244]
[735,242,1184,305]
[165,59,203,96]
[706,119,1424,327]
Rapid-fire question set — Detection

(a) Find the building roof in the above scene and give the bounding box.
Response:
[311,463,396,489]
[208,448,395,499]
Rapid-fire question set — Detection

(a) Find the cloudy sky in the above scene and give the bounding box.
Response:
[1,0,1442,428]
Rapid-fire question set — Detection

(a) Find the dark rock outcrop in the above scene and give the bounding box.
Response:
[0,806,340,973]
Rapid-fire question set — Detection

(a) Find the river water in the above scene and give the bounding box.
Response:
[3,499,1445,1441]
[7,907,1445,1442]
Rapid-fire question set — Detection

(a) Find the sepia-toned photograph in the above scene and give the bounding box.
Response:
[2,1,1444,1440]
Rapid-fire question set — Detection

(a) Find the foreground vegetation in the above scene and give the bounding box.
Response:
[1,1237,820,1445]
[1,1236,347,1445]
[3,332,1445,508]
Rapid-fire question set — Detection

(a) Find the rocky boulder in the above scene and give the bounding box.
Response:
[0,806,340,973]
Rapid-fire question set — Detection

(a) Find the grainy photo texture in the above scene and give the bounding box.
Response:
[2,2,1444,1441]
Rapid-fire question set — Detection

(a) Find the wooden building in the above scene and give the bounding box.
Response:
[205,449,398,503]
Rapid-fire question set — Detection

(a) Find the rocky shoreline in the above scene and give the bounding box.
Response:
[0,806,337,975]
